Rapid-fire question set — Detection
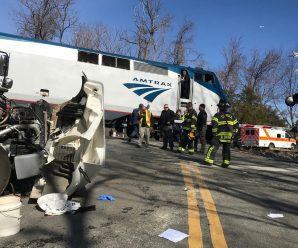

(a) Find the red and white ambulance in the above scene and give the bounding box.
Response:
[241,124,297,150]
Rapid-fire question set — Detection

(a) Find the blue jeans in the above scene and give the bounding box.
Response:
[129,124,139,138]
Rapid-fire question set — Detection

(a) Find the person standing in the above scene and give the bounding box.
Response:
[178,102,197,155]
[137,105,152,148]
[195,104,208,154]
[128,103,143,142]
[173,109,183,144]
[180,70,190,99]
[204,99,239,167]
[159,104,175,150]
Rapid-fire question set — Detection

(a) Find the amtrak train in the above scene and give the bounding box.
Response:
[0,32,227,123]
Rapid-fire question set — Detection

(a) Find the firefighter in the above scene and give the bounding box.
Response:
[204,99,239,167]
[178,102,197,155]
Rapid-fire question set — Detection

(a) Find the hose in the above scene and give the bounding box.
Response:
[0,123,41,138]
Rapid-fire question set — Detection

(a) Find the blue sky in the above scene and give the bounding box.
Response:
[1,0,298,70]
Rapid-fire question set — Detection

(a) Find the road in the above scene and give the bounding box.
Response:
[0,137,298,248]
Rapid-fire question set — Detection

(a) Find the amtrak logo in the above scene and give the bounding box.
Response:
[123,83,170,102]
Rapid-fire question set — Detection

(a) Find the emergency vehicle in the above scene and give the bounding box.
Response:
[241,124,297,150]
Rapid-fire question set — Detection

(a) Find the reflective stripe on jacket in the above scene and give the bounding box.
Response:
[182,110,197,132]
[212,111,239,142]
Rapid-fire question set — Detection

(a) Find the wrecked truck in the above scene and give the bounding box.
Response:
[0,51,105,197]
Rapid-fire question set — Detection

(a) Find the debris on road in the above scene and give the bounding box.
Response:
[70,205,96,215]
[184,187,189,191]
[158,228,188,243]
[267,213,284,219]
[37,193,80,216]
[97,195,115,201]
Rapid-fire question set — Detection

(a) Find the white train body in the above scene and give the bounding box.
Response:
[0,32,227,122]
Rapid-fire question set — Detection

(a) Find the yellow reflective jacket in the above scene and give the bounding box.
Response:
[212,111,239,142]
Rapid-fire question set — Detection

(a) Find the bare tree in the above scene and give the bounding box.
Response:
[244,49,282,103]
[72,23,131,55]
[56,0,78,43]
[72,23,100,50]
[217,38,244,100]
[169,20,195,65]
[272,54,298,127]
[15,0,77,42]
[122,0,172,60]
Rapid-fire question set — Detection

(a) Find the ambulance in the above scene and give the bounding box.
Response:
[241,124,297,150]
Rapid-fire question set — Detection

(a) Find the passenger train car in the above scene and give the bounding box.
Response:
[0,32,227,123]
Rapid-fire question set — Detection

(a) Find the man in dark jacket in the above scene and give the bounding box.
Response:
[159,104,176,150]
[180,70,190,99]
[173,109,183,144]
[128,103,143,142]
[194,104,207,154]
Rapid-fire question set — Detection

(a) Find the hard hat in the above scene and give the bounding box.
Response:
[188,131,196,140]
[217,99,230,110]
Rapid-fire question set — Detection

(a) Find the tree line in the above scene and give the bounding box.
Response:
[13,0,298,127]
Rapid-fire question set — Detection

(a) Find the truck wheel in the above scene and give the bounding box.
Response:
[291,143,296,150]
[0,146,11,195]
[268,143,275,150]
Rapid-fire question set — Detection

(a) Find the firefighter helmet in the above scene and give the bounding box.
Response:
[188,131,196,140]
[217,99,230,110]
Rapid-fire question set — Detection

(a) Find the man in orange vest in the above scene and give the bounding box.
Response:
[137,104,152,148]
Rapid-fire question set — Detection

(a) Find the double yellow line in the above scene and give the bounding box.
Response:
[180,161,228,248]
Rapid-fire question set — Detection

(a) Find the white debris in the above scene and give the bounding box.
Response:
[267,213,284,219]
[159,229,188,243]
[37,193,80,216]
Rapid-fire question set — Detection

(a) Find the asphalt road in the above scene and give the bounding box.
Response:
[0,137,298,248]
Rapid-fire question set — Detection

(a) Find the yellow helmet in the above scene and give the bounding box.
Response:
[188,132,196,140]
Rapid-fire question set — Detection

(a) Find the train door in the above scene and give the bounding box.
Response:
[178,69,193,112]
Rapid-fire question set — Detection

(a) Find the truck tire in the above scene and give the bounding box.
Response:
[291,143,296,150]
[0,146,11,195]
[268,143,275,150]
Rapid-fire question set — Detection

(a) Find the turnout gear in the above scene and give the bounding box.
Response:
[178,108,197,154]
[205,101,238,166]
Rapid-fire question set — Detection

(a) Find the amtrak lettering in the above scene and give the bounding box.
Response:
[133,77,172,88]
[123,81,171,102]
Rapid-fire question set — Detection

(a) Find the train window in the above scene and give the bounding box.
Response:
[117,58,130,70]
[204,74,214,84]
[277,134,281,138]
[246,130,250,135]
[194,73,203,82]
[78,51,98,64]
[251,130,255,135]
[102,55,116,67]
[134,62,168,75]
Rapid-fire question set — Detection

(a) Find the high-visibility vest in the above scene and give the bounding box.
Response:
[139,109,151,127]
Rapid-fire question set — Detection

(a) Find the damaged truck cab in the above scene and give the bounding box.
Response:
[0,51,105,197]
